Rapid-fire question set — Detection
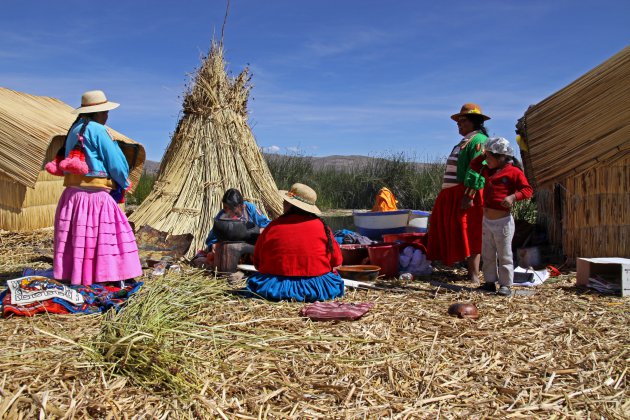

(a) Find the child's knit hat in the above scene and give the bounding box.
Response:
[485,137,514,156]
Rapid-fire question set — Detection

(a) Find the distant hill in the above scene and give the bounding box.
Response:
[143,154,431,176]
[309,155,375,171]
[143,160,161,176]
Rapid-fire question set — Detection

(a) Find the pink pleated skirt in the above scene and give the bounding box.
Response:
[53,187,143,285]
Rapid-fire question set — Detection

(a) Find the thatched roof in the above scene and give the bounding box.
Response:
[0,87,145,189]
[129,42,283,257]
[517,46,630,187]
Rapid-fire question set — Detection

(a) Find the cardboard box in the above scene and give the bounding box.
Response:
[576,257,630,297]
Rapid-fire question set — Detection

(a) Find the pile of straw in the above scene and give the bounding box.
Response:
[129,42,283,257]
[1,229,628,418]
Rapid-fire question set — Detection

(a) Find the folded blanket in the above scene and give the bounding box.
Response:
[299,301,374,322]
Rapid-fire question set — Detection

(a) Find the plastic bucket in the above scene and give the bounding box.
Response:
[408,210,430,233]
[367,243,400,278]
[382,232,426,246]
[340,244,369,265]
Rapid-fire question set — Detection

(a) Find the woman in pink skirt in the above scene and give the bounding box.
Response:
[52,90,142,286]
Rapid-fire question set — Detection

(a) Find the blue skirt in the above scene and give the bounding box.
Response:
[246,272,344,302]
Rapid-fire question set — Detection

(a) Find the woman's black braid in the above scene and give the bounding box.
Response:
[55,115,83,159]
[317,215,335,255]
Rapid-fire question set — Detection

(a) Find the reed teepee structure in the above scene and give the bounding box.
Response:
[129,42,283,257]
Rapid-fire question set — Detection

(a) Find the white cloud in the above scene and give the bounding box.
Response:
[262,145,281,153]
[305,28,389,57]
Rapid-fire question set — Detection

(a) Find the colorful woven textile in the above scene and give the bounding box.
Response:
[1,281,142,317]
[7,276,84,305]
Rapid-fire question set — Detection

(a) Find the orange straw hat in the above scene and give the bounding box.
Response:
[279,183,321,215]
[450,103,491,121]
[73,90,120,114]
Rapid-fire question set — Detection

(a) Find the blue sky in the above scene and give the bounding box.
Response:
[2,0,629,161]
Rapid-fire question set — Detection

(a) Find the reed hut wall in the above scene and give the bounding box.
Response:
[0,88,146,231]
[562,156,630,258]
[518,46,630,187]
[128,43,283,257]
[517,46,630,259]
[531,186,562,251]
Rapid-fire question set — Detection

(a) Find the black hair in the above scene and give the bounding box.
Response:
[466,114,489,137]
[510,156,524,171]
[54,115,84,160]
[490,152,525,171]
[222,188,244,210]
[80,112,99,120]
[283,204,334,254]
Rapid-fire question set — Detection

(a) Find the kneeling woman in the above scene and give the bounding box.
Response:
[205,188,271,248]
[246,183,344,302]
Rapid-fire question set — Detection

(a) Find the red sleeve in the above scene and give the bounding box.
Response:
[513,168,534,200]
[330,231,343,268]
[253,221,272,268]
[470,153,485,173]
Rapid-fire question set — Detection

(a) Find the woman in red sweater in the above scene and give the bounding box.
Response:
[468,137,533,296]
[246,183,344,302]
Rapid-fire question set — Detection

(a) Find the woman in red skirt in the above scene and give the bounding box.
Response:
[427,103,490,284]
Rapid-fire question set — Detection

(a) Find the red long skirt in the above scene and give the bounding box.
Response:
[426,184,483,266]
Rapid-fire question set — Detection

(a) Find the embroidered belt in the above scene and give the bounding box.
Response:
[63,174,114,190]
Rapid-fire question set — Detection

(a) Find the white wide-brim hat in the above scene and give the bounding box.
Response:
[279,183,321,215]
[73,90,120,114]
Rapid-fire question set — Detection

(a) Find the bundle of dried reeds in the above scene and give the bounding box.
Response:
[517,46,630,187]
[129,42,283,257]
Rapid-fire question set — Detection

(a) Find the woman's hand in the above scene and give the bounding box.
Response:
[461,196,473,210]
[501,195,516,208]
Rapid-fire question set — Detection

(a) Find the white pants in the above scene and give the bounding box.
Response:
[482,215,515,287]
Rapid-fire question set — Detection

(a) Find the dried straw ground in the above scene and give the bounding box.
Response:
[0,230,628,419]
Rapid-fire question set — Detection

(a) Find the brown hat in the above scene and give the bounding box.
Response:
[450,103,490,121]
[73,90,120,114]
[279,183,321,215]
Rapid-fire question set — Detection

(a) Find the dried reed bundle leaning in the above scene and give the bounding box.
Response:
[129,42,283,257]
